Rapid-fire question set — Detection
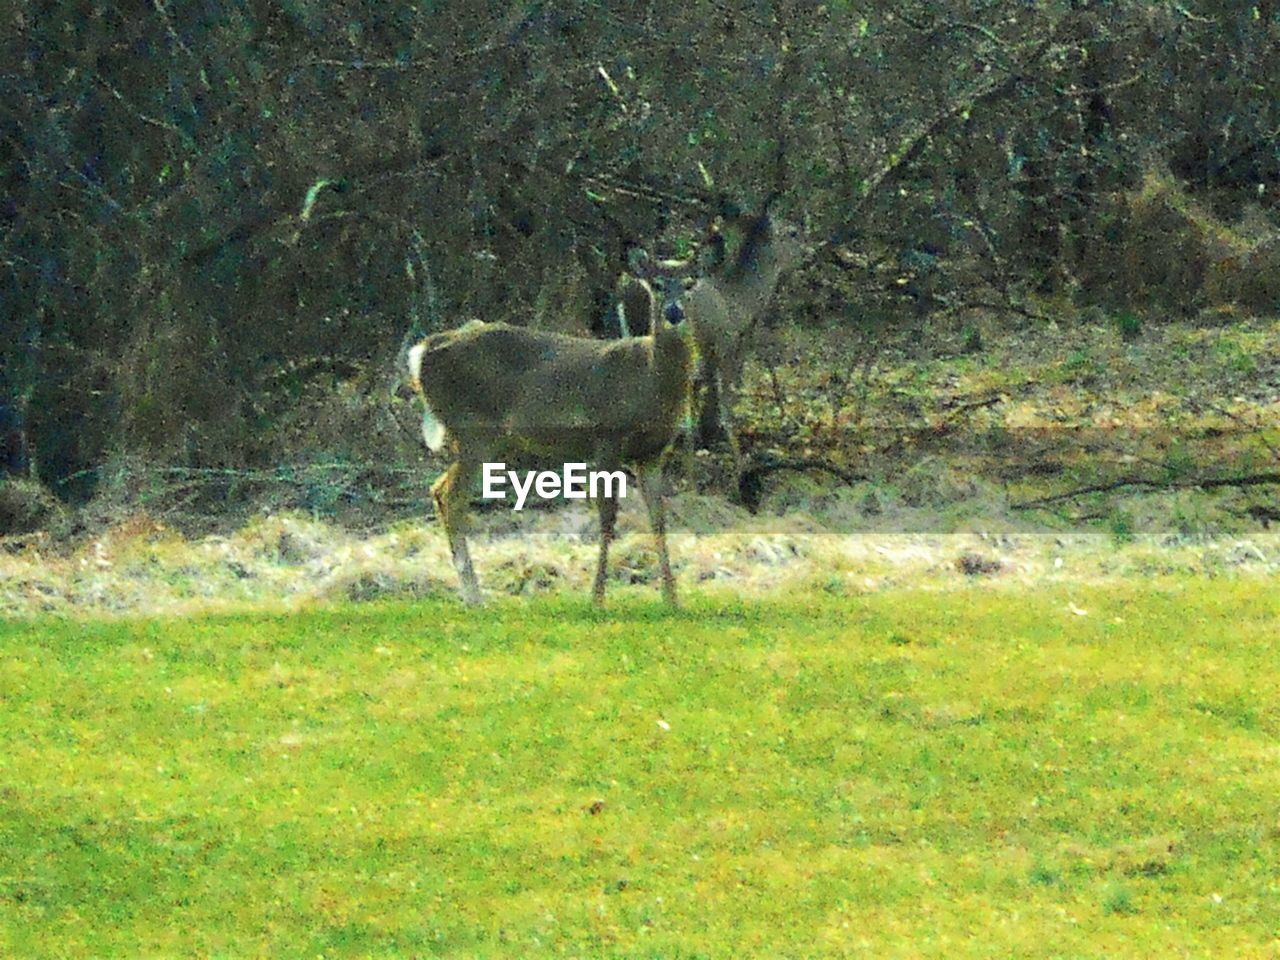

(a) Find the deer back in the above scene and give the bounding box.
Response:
[413,316,689,464]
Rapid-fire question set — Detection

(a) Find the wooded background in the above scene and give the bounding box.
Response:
[3,1,1278,522]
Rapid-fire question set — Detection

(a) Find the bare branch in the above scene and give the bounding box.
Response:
[1012,473,1280,509]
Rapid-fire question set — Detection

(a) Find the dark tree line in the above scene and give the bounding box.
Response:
[3,1,1277,502]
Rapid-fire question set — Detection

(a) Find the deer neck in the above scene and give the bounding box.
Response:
[715,256,786,318]
[650,324,692,419]
[654,321,690,368]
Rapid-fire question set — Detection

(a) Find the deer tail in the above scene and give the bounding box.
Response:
[407,342,447,452]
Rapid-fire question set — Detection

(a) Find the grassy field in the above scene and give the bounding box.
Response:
[2,581,1279,958]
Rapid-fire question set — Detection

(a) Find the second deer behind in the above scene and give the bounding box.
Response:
[682,202,810,465]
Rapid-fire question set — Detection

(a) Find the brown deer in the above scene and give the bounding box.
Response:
[682,199,809,463]
[405,276,690,607]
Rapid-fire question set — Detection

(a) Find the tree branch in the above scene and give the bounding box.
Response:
[1012,473,1280,509]
[816,33,1057,260]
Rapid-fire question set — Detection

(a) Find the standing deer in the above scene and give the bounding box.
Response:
[405,276,690,607]
[683,199,809,462]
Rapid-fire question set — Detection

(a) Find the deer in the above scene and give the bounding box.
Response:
[681,197,810,468]
[404,275,691,607]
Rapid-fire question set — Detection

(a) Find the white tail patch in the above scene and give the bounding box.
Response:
[406,342,426,392]
[406,341,446,451]
[421,402,446,452]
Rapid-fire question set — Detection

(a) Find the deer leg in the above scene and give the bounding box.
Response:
[637,465,677,607]
[695,365,745,499]
[591,490,620,607]
[431,459,483,606]
[715,370,744,479]
[695,360,744,494]
[695,363,726,449]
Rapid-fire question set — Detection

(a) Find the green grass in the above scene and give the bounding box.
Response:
[2,582,1279,957]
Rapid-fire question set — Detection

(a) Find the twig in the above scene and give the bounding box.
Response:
[737,453,868,512]
[580,173,714,210]
[814,32,1057,265]
[96,77,192,144]
[1201,399,1280,462]
[939,394,1003,415]
[153,0,211,91]
[764,360,788,417]
[1012,472,1280,509]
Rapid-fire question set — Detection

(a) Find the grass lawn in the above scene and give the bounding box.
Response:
[2,580,1278,957]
